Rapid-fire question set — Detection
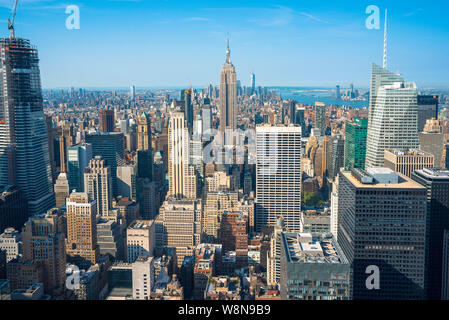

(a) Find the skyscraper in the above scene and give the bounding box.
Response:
[99,109,115,133]
[0,37,55,215]
[184,89,193,132]
[219,39,237,139]
[365,81,419,168]
[417,95,439,132]
[21,212,66,297]
[137,112,153,181]
[256,125,302,232]
[250,73,256,96]
[84,156,113,217]
[327,134,345,181]
[411,168,449,300]
[66,192,100,269]
[314,102,326,136]
[54,173,70,208]
[338,168,427,299]
[67,143,93,193]
[86,132,124,197]
[168,112,191,199]
[344,118,368,170]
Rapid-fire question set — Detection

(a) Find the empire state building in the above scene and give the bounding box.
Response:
[219,39,237,139]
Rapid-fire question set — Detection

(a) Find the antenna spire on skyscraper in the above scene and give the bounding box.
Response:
[383,9,388,69]
[226,37,231,64]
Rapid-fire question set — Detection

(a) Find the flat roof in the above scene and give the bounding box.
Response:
[342,170,425,189]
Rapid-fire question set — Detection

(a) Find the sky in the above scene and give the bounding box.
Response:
[0,0,448,89]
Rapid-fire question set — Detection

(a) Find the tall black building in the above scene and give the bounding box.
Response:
[412,168,449,300]
[0,185,28,233]
[417,95,439,132]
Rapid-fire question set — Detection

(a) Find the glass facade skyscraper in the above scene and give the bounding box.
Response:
[0,37,54,215]
[344,118,368,170]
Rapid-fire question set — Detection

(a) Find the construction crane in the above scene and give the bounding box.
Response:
[8,0,19,38]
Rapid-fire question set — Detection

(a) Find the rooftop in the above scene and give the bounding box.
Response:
[344,168,425,189]
[282,232,347,264]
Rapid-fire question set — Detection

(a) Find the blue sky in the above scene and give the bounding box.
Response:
[1,0,448,89]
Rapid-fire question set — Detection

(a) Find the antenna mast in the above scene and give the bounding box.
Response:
[8,0,19,39]
[383,9,387,69]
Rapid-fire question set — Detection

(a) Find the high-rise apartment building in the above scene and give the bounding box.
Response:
[256,125,302,232]
[66,192,100,269]
[411,168,449,300]
[365,81,419,168]
[219,40,237,139]
[84,157,113,217]
[344,117,368,170]
[338,168,427,299]
[384,149,434,177]
[0,37,55,215]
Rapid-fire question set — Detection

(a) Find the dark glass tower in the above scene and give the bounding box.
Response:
[0,37,55,215]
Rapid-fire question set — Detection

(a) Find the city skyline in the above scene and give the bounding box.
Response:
[0,0,448,88]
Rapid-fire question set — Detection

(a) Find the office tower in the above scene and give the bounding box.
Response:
[384,149,434,177]
[140,180,156,220]
[219,39,238,138]
[21,213,66,296]
[190,140,204,193]
[45,115,57,181]
[365,82,419,168]
[336,85,341,99]
[66,192,99,269]
[256,125,302,232]
[84,157,112,217]
[280,233,350,300]
[344,117,368,170]
[99,109,115,133]
[251,73,256,95]
[6,261,44,293]
[119,119,129,135]
[203,191,239,242]
[54,173,70,208]
[220,211,248,269]
[132,256,154,300]
[86,133,124,196]
[0,37,55,215]
[117,164,137,200]
[338,168,427,299]
[419,119,445,168]
[58,124,76,173]
[168,112,190,198]
[288,101,296,124]
[155,198,202,267]
[0,186,28,233]
[130,85,136,103]
[417,95,439,132]
[67,143,93,192]
[97,218,124,261]
[126,220,155,263]
[314,102,326,136]
[0,228,21,262]
[267,217,287,285]
[411,168,449,300]
[443,231,449,300]
[184,89,193,131]
[330,175,339,240]
[327,134,345,181]
[137,112,152,151]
